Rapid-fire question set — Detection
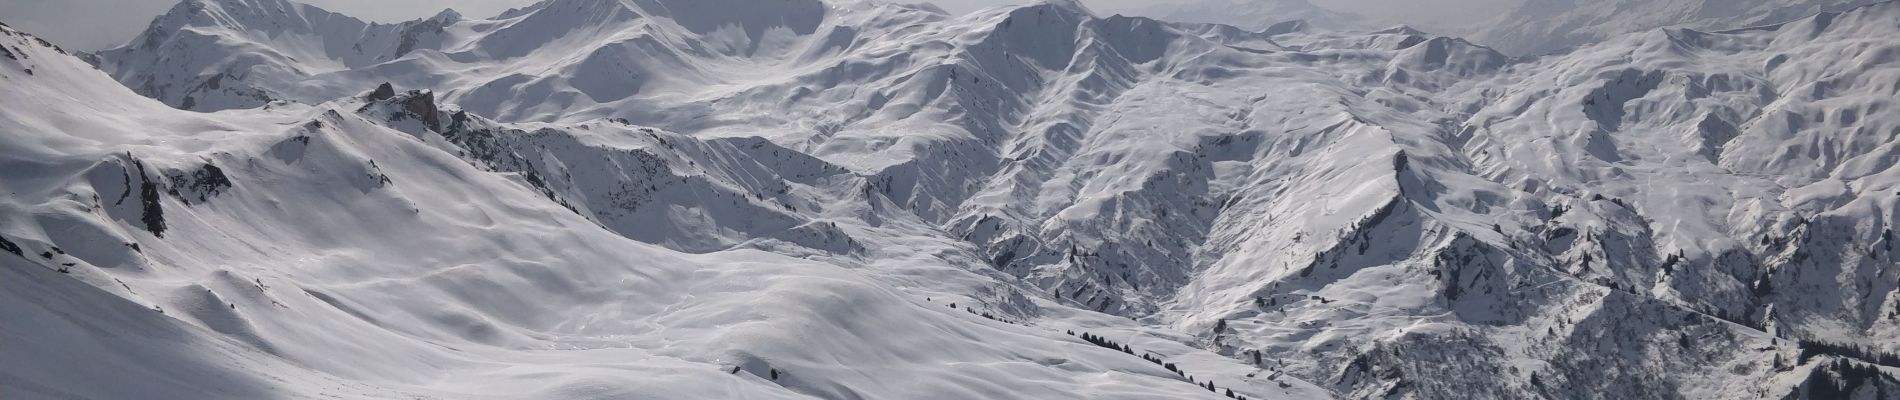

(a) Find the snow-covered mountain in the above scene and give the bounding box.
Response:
[7,0,1900,398]
[1464,0,1887,55]
[1123,0,1883,57]
[1113,0,1374,33]
[93,0,467,110]
[3,16,1326,399]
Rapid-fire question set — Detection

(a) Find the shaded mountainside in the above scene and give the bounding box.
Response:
[6,0,1900,398]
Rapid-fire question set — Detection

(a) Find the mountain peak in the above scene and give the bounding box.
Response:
[1025,0,1095,15]
[428,8,463,23]
[1038,0,1092,12]
[1371,25,1429,36]
[357,83,444,132]
[628,0,828,35]
[1131,0,1369,32]
[177,0,317,19]
[147,0,365,34]
[365,82,396,101]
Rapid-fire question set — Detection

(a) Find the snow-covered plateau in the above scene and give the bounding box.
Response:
[4,0,1900,398]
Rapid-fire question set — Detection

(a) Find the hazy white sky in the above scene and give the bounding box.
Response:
[0,0,1521,51]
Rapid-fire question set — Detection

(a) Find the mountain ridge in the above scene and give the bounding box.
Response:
[9,0,1900,398]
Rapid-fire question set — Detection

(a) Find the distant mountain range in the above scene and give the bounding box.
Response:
[4,0,1900,398]
[1121,0,1884,56]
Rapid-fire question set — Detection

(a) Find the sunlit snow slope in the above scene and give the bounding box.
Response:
[1,18,1321,400]
[5,0,1900,398]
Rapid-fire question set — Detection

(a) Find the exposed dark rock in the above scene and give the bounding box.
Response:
[398,90,442,131]
[132,158,167,237]
[166,162,232,204]
[366,82,396,101]
[0,235,20,257]
[393,11,456,57]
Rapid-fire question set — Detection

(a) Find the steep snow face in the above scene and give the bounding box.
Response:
[1463,0,1885,55]
[2,21,1324,400]
[27,0,1900,399]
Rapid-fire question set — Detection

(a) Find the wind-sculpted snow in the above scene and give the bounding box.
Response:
[11,0,1900,398]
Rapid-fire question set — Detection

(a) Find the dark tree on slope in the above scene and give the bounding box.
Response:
[1799,340,1900,368]
[1801,358,1897,400]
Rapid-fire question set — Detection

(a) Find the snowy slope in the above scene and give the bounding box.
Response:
[1452,0,1900,357]
[2,20,1321,400]
[11,0,1900,398]
[1463,0,1886,55]
[1119,0,1882,58]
